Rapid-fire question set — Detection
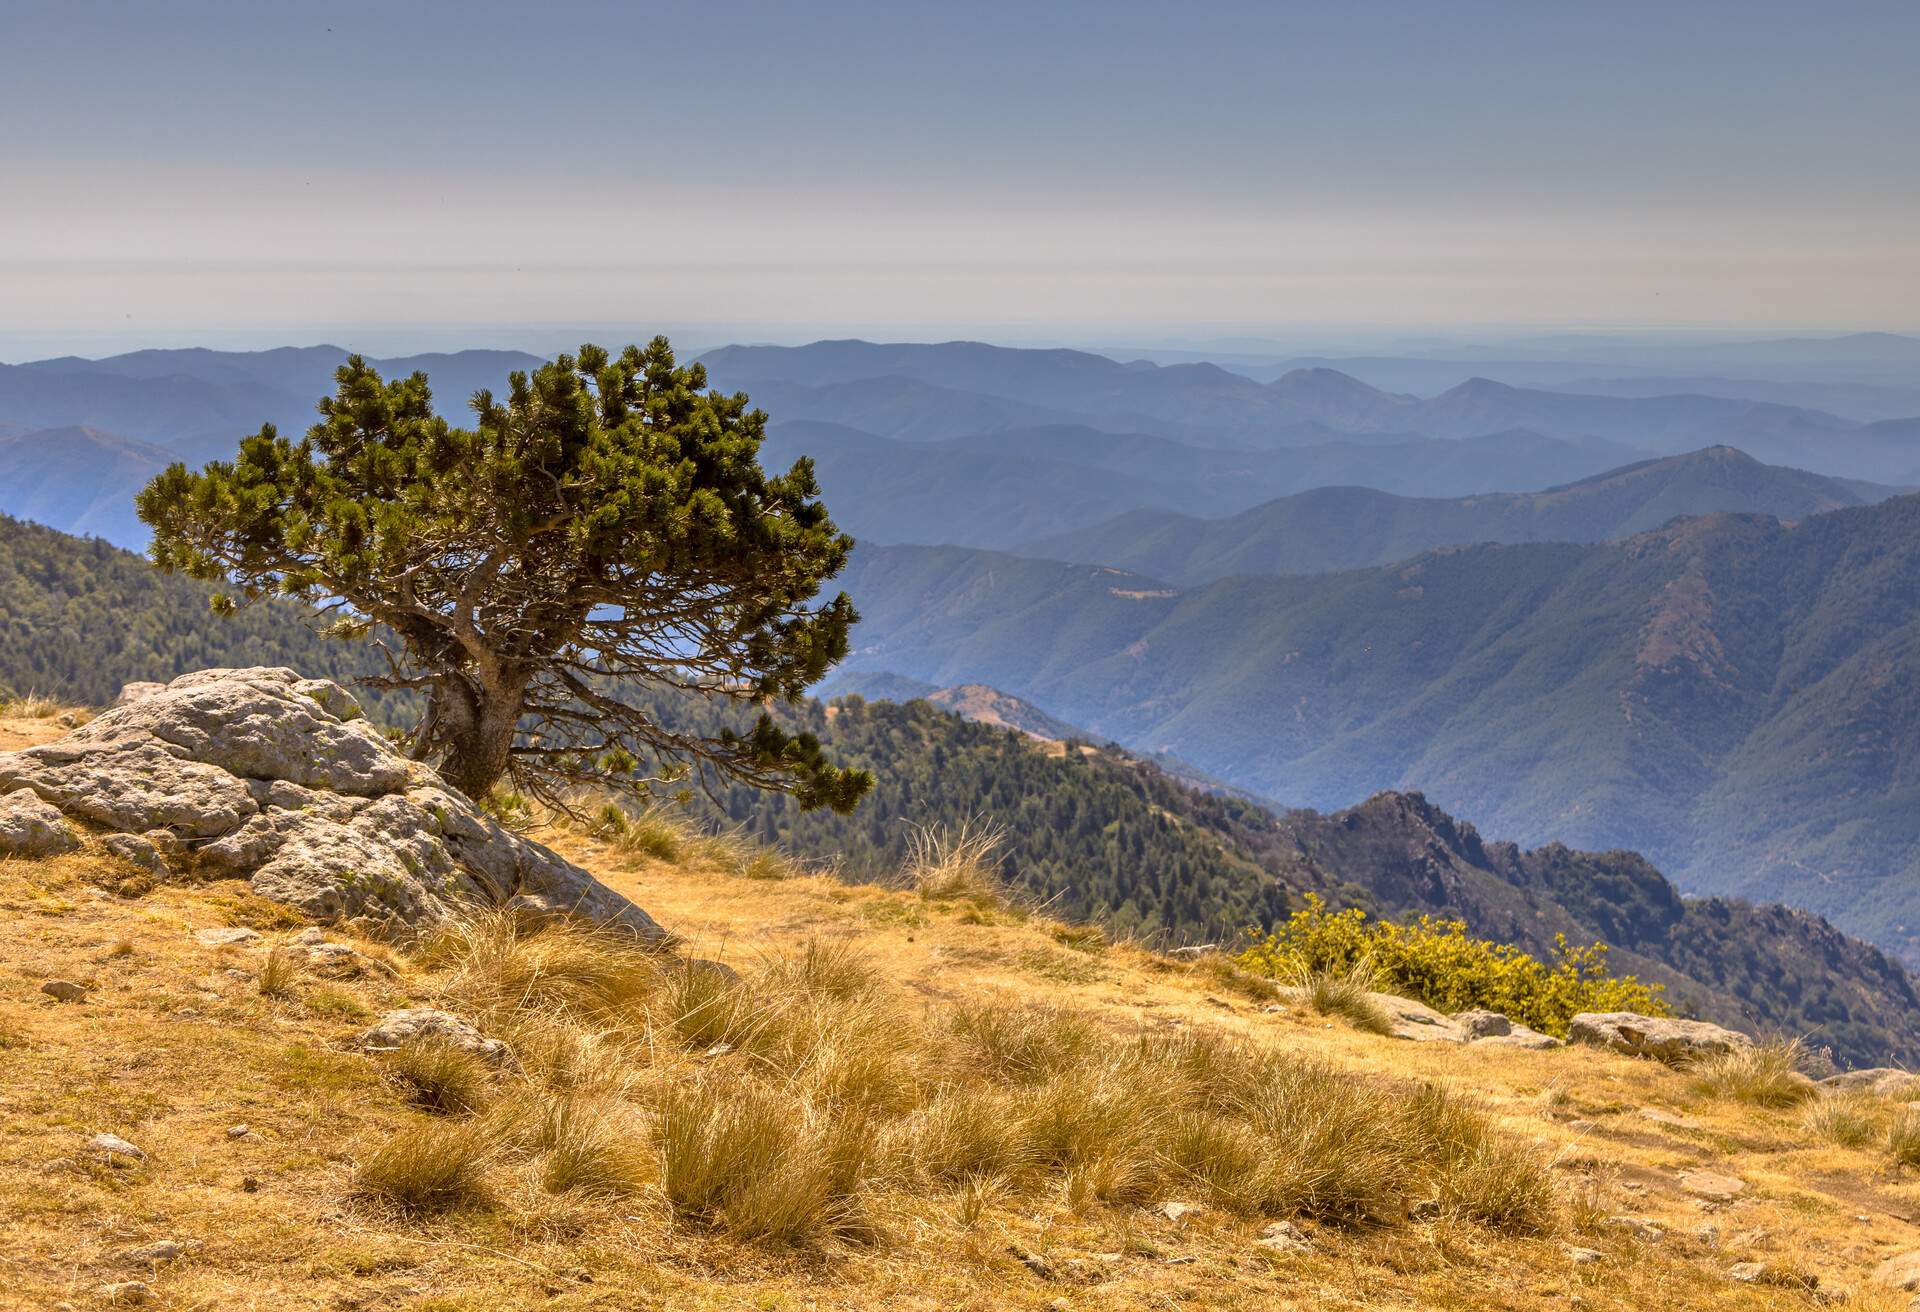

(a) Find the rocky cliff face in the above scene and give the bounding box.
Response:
[0,667,665,939]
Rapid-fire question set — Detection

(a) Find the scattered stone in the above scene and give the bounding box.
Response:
[1568,1012,1751,1064]
[1603,1215,1665,1243]
[226,1124,250,1139]
[0,790,80,857]
[1008,1245,1057,1280]
[1638,1108,1696,1129]
[240,1175,260,1193]
[1873,1250,1920,1291]
[1566,1247,1605,1266]
[1255,1220,1311,1254]
[1676,1170,1746,1203]
[104,833,169,876]
[97,1283,149,1306]
[1453,1009,1511,1038]
[1408,1198,1442,1221]
[194,926,262,947]
[1479,1022,1563,1050]
[700,1042,736,1061]
[1158,1200,1203,1223]
[1167,944,1219,959]
[39,979,87,1003]
[1823,1068,1920,1100]
[1727,1261,1816,1290]
[89,1132,145,1165]
[1369,993,1467,1042]
[358,1008,511,1065]
[0,668,668,936]
[118,1240,182,1266]
[292,926,328,945]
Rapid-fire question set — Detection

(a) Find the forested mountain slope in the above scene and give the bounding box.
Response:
[832,495,1920,959]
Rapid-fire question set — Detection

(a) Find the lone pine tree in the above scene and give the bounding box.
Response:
[138,339,871,812]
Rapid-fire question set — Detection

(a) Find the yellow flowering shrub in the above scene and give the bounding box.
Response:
[1236,895,1667,1036]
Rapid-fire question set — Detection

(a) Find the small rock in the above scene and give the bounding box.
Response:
[1728,1261,1816,1290]
[1604,1216,1665,1242]
[358,1008,511,1065]
[0,791,80,857]
[89,1132,145,1165]
[1408,1198,1442,1221]
[39,979,87,1003]
[1453,1008,1511,1039]
[1255,1220,1311,1254]
[1566,1246,1605,1266]
[1158,1200,1203,1223]
[1008,1244,1057,1280]
[195,926,262,947]
[292,926,328,945]
[1677,1170,1746,1202]
[1168,944,1219,959]
[240,1174,260,1192]
[1477,1022,1562,1050]
[1873,1250,1920,1291]
[104,833,168,876]
[226,1123,250,1139]
[97,1283,149,1307]
[1638,1108,1695,1129]
[118,1240,182,1265]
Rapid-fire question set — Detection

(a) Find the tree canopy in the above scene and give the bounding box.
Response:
[136,338,871,811]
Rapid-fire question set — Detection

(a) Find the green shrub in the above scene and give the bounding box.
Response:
[1236,895,1666,1037]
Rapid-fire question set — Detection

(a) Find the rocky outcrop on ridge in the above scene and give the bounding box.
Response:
[0,667,665,940]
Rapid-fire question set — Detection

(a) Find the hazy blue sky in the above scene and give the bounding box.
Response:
[4,0,1918,353]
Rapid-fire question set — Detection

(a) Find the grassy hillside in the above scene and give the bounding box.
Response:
[1026,446,1891,582]
[832,495,1920,960]
[7,734,1920,1310]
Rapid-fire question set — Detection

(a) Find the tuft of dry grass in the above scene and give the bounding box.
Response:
[1689,1038,1814,1108]
[1289,955,1393,1035]
[659,1078,870,1243]
[258,943,300,998]
[1887,1106,1920,1169]
[354,1117,493,1213]
[1805,1092,1880,1148]
[1,691,65,719]
[380,1039,493,1115]
[592,801,689,863]
[531,1094,652,1196]
[905,818,1014,910]
[426,910,662,1023]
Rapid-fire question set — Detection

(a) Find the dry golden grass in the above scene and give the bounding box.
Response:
[2,713,1916,1311]
[1289,954,1394,1034]
[1689,1037,1816,1108]
[354,1116,494,1212]
[904,817,1014,909]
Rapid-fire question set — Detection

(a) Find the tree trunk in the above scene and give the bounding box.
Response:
[432,672,525,801]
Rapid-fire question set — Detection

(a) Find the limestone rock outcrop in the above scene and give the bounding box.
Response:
[0,667,665,940]
[1568,1011,1750,1063]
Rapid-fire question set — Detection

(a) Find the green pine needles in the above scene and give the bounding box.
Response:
[137,339,872,812]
